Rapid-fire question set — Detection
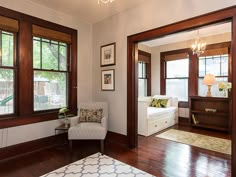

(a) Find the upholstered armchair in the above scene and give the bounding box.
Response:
[68,102,108,154]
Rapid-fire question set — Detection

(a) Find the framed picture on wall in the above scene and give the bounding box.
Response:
[101,69,115,91]
[100,43,116,67]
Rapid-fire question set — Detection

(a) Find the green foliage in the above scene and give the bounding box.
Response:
[33,37,67,84]
[58,107,69,119]
[2,32,14,66]
[0,31,14,80]
[0,69,13,81]
[59,107,69,114]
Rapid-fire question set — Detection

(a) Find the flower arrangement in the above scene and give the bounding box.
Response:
[218,82,232,96]
[58,107,69,117]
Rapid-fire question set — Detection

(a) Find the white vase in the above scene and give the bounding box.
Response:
[223,90,228,97]
[64,117,69,127]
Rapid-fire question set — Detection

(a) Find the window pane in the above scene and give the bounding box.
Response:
[166,79,188,101]
[198,59,205,77]
[42,38,50,43]
[59,42,67,46]
[206,56,221,76]
[142,63,146,78]
[42,42,58,70]
[199,55,228,77]
[51,40,58,45]
[34,71,67,111]
[138,62,142,78]
[0,69,14,115]
[166,59,189,78]
[33,37,68,71]
[59,45,67,71]
[221,55,228,76]
[33,39,41,68]
[1,32,14,67]
[198,77,228,97]
[34,37,40,41]
[138,79,147,97]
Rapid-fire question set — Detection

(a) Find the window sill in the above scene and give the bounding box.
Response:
[0,109,77,129]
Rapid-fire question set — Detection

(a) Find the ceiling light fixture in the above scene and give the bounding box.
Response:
[191,30,206,57]
[98,0,115,4]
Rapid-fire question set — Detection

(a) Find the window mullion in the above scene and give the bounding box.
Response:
[219,55,221,75]
[40,38,42,69]
[58,43,60,70]
[0,31,2,66]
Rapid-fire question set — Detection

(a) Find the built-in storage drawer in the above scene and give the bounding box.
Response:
[148,115,175,135]
[148,119,164,134]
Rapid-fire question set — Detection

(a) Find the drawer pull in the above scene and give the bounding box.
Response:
[165,121,167,123]
[155,125,157,127]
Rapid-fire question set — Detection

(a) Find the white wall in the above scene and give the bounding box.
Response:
[0,120,63,148]
[92,0,236,135]
[0,0,93,147]
[138,44,152,53]
[0,0,93,103]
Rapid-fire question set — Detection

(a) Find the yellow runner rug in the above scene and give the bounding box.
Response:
[156,129,231,155]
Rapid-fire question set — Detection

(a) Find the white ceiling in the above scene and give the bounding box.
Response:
[29,0,146,24]
[141,22,231,47]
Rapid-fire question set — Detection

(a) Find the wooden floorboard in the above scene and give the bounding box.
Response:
[0,124,231,177]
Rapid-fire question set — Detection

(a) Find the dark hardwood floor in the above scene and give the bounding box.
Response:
[0,124,231,177]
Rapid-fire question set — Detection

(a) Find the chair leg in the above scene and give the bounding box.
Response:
[69,140,73,157]
[100,140,104,155]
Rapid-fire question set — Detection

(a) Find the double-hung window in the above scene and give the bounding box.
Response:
[198,47,229,97]
[0,10,77,127]
[33,37,69,111]
[162,51,189,102]
[0,16,18,117]
[138,50,151,97]
[0,31,15,115]
[138,61,147,97]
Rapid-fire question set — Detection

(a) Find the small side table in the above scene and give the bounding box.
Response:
[55,124,70,135]
[55,124,70,148]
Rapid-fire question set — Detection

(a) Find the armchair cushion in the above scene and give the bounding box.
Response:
[79,108,103,123]
[68,121,107,140]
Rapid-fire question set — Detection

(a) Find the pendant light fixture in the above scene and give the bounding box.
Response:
[191,30,206,57]
[98,0,115,4]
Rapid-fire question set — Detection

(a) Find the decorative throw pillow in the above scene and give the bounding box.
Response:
[79,108,103,123]
[149,98,168,108]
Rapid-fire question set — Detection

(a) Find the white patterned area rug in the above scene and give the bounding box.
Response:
[41,153,155,177]
[156,129,231,155]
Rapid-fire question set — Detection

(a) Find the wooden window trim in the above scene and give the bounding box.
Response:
[160,42,231,108]
[0,15,19,32]
[138,50,151,96]
[0,6,77,128]
[0,31,17,118]
[32,25,71,44]
[160,48,190,107]
[197,42,231,97]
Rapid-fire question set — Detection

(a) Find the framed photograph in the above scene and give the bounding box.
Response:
[100,43,116,67]
[101,69,115,91]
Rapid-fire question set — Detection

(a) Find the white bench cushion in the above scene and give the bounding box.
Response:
[147,107,176,120]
